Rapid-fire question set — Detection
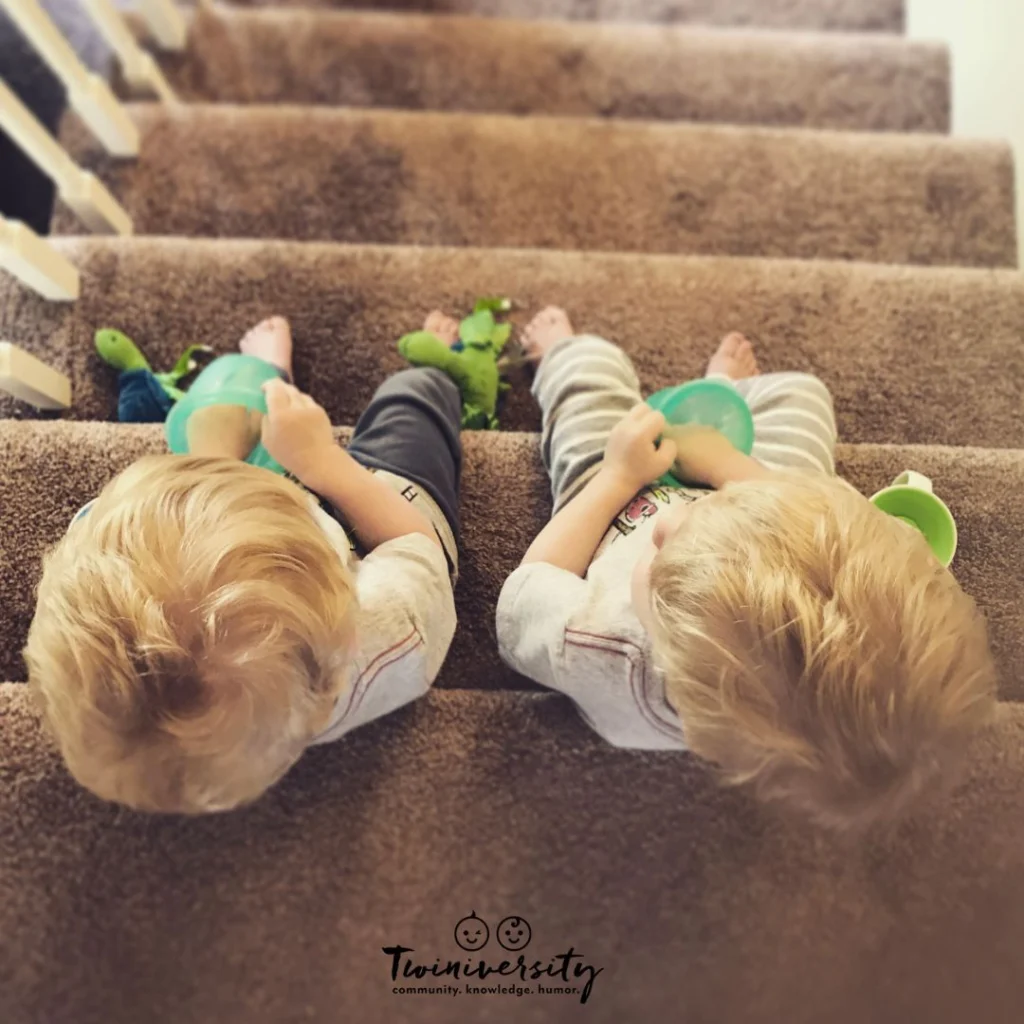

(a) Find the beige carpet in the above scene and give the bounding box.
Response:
[142,7,948,132]
[55,106,1015,265]
[2,240,1024,445]
[1,684,1021,1024]
[1,0,1023,1020]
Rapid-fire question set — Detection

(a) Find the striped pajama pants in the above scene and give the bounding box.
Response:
[533,335,838,511]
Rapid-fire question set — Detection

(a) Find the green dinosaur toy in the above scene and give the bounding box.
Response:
[397,297,515,429]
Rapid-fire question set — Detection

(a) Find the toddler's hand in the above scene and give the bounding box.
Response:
[601,403,678,495]
[663,423,767,488]
[260,379,337,486]
[663,423,745,487]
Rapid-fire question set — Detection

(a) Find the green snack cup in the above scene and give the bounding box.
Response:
[869,470,958,567]
[647,378,755,486]
[165,353,284,473]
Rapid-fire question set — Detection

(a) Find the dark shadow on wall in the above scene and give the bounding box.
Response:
[0,0,113,233]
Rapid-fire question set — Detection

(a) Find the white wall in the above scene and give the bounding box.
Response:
[906,0,1024,266]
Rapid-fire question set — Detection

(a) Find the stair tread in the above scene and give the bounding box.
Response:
[141,6,947,133]
[218,0,906,34]
[53,105,1016,267]
[4,238,1024,448]
[0,682,1021,1024]
[1,420,1022,698]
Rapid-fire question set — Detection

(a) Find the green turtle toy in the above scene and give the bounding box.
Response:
[398,297,517,429]
[95,328,213,422]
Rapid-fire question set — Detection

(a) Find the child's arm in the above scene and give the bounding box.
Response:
[521,403,677,577]
[664,423,774,489]
[305,448,441,551]
[261,379,440,552]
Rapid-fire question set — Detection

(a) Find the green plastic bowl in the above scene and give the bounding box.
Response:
[870,487,957,567]
[647,379,755,453]
[646,379,755,486]
[165,353,284,472]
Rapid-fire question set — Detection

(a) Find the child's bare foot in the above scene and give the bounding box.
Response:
[705,332,759,380]
[424,310,460,347]
[240,316,294,379]
[521,306,575,362]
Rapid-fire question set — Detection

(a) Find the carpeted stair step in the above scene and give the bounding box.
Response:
[2,422,1022,699]
[3,239,1024,450]
[141,7,948,133]
[217,0,906,34]
[1,682,1021,1024]
[53,106,1016,267]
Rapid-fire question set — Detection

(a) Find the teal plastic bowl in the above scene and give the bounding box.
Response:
[647,379,755,486]
[165,353,284,472]
[647,379,755,452]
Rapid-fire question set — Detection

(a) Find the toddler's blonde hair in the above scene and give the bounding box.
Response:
[647,470,997,834]
[25,455,356,814]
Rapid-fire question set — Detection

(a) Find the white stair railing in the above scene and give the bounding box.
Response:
[0,340,72,409]
[0,76,133,235]
[0,217,80,301]
[80,0,178,102]
[134,0,187,51]
[0,0,139,156]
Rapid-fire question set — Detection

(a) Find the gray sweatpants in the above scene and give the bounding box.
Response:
[533,335,838,510]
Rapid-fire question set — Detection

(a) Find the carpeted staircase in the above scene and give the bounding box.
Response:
[1,2,1023,1022]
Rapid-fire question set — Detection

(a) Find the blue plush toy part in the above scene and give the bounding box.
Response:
[116,369,175,423]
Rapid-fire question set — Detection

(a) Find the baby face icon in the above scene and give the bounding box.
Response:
[496,915,532,952]
[454,911,490,951]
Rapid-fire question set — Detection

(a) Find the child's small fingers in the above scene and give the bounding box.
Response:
[263,378,300,395]
[262,377,295,413]
[656,439,678,471]
[639,409,666,440]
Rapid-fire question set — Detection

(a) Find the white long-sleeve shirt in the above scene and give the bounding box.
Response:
[496,482,709,750]
[309,498,456,744]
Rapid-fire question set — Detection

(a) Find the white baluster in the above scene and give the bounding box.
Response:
[134,0,187,51]
[0,77,133,235]
[0,341,72,409]
[0,218,80,301]
[0,0,139,155]
[80,0,178,102]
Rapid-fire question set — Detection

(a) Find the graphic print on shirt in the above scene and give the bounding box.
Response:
[609,484,703,540]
